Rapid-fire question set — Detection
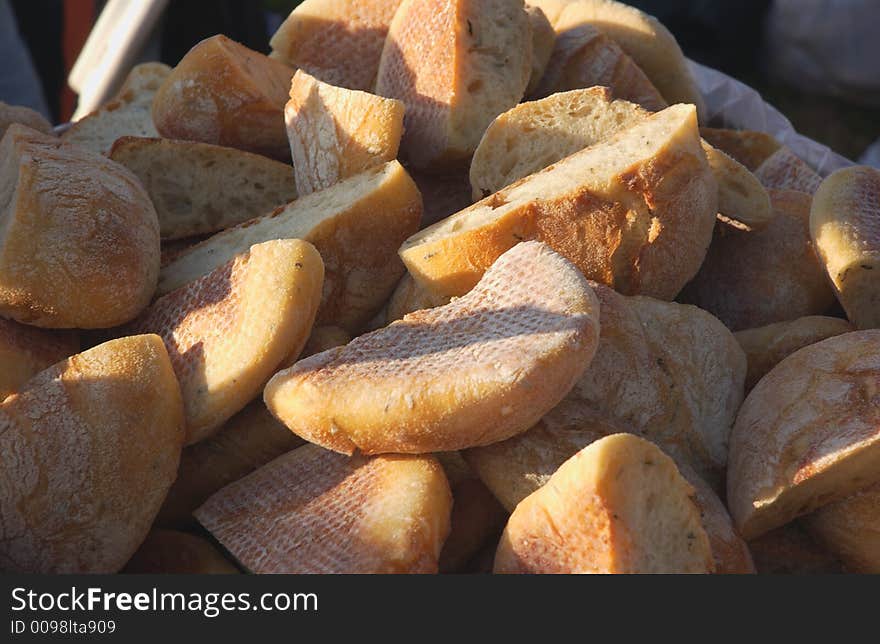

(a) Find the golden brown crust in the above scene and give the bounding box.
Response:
[152,36,294,160]
[123,530,239,574]
[0,319,78,401]
[195,445,452,573]
[0,335,184,573]
[699,127,781,171]
[0,101,52,140]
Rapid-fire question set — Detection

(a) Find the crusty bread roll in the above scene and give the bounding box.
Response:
[402,103,717,301]
[157,401,304,528]
[679,189,835,331]
[532,22,666,111]
[804,482,880,573]
[525,5,556,95]
[0,125,160,329]
[375,0,532,169]
[754,147,821,194]
[124,530,238,574]
[409,167,474,227]
[109,137,297,239]
[158,161,421,333]
[727,330,880,539]
[301,325,351,358]
[266,242,601,455]
[555,0,705,115]
[700,127,781,171]
[386,273,450,323]
[734,316,855,391]
[196,444,452,573]
[125,239,324,445]
[269,0,403,91]
[285,70,405,195]
[494,434,714,574]
[810,166,880,329]
[0,319,78,401]
[748,523,844,574]
[0,335,184,573]
[62,63,170,156]
[152,36,294,160]
[0,101,52,139]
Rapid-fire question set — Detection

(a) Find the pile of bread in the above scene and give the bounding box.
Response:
[1,0,878,575]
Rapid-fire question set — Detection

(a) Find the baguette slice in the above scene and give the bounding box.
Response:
[727,330,880,539]
[157,401,304,527]
[196,444,452,574]
[804,482,880,573]
[532,23,666,111]
[402,103,717,301]
[0,335,184,573]
[152,36,294,161]
[125,239,324,445]
[269,0,403,91]
[285,70,404,195]
[0,101,53,139]
[754,147,822,194]
[494,434,714,574]
[735,316,855,392]
[700,127,781,171]
[375,0,532,169]
[810,166,880,329]
[62,63,170,155]
[124,530,238,574]
[525,5,556,95]
[158,161,422,332]
[679,189,835,331]
[266,242,601,455]
[0,319,78,400]
[109,137,297,239]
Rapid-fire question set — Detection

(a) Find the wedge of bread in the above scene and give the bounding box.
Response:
[754,147,822,194]
[285,70,405,195]
[62,63,170,155]
[0,125,159,329]
[158,161,421,333]
[0,101,53,139]
[494,434,714,574]
[734,316,855,391]
[195,444,452,573]
[402,103,717,301]
[804,482,880,573]
[269,0,403,91]
[0,335,184,573]
[810,166,880,329]
[0,320,78,401]
[700,127,781,171]
[727,330,880,539]
[525,5,556,95]
[123,530,239,574]
[375,0,532,169]
[152,36,294,160]
[125,239,324,445]
[265,242,601,455]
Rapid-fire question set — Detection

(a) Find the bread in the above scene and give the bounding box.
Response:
[402,103,717,301]
[301,325,351,358]
[700,127,781,171]
[62,63,170,155]
[754,147,822,194]
[727,330,880,539]
[532,23,666,111]
[109,137,298,239]
[748,523,844,574]
[525,5,556,95]
[158,161,422,333]
[152,36,294,161]
[0,335,184,573]
[269,0,403,91]
[409,167,474,227]
[0,101,52,139]
[195,444,452,573]
[123,530,238,574]
[265,242,601,455]
[734,316,855,391]
[494,434,714,573]
[525,0,572,26]
[157,401,304,528]
[386,273,450,323]
[804,482,880,573]
[0,125,160,328]
[810,166,880,329]
[555,0,704,115]
[679,189,835,331]
[702,143,773,229]
[285,70,405,195]
[375,0,532,169]
[125,239,324,445]
[0,319,78,401]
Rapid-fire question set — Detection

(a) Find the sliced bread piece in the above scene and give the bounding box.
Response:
[0,319,78,401]
[110,137,298,239]
[525,5,556,95]
[754,146,822,194]
[700,127,781,171]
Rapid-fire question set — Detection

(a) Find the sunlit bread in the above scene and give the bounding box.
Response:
[754,146,822,194]
[699,127,781,171]
[0,101,52,139]
[524,5,556,95]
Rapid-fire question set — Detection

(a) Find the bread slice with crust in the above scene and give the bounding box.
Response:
[754,147,822,194]
[525,5,556,95]
[0,320,78,401]
[265,242,601,455]
[700,127,781,171]
[402,103,717,301]
[494,434,714,574]
[110,137,298,239]
[375,0,532,170]
[285,70,404,196]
